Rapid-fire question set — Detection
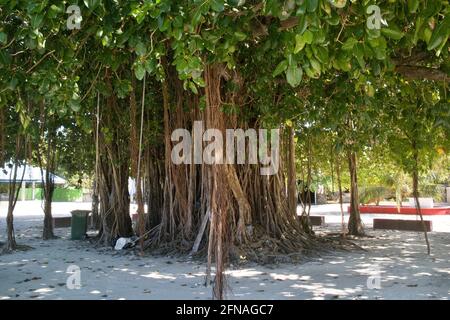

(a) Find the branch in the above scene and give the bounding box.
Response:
[394,65,450,82]
[279,16,299,31]
[26,50,55,74]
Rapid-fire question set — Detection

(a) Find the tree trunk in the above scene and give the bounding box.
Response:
[146,154,163,229]
[204,64,230,299]
[150,62,317,299]
[287,126,297,218]
[130,72,146,251]
[5,206,17,251]
[347,150,364,236]
[412,143,431,254]
[42,136,56,240]
[4,148,26,252]
[335,154,346,237]
[0,107,4,165]
[91,92,101,230]
[42,191,55,240]
[97,69,133,245]
[91,178,100,229]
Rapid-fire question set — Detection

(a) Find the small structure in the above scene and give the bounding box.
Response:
[0,164,66,201]
[447,187,450,204]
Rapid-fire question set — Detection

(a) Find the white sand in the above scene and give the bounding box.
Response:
[0,201,449,300]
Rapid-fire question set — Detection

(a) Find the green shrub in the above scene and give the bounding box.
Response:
[21,187,82,202]
[359,186,391,205]
[419,184,445,202]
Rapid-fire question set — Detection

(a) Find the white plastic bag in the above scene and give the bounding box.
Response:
[114,237,132,250]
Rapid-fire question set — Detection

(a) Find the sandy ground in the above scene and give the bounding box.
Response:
[0,200,449,300]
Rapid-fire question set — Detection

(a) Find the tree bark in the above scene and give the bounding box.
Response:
[287,126,297,218]
[130,72,146,252]
[42,190,55,240]
[91,178,100,229]
[0,107,4,165]
[91,92,101,230]
[347,150,364,236]
[335,154,346,237]
[97,69,133,245]
[412,142,431,254]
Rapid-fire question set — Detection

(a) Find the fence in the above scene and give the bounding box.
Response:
[22,188,83,202]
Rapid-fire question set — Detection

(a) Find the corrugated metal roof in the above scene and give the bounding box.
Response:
[0,164,66,184]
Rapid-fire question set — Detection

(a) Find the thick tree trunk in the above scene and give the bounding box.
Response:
[347,151,364,236]
[5,206,16,251]
[4,153,25,252]
[130,73,146,250]
[91,179,100,229]
[42,140,56,240]
[151,62,317,299]
[91,92,101,230]
[146,154,163,229]
[204,64,230,299]
[97,70,133,246]
[42,192,55,240]
[287,126,297,218]
[335,155,346,237]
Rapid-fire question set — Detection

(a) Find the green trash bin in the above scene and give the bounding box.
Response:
[71,210,90,240]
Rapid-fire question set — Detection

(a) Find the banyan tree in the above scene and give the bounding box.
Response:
[1,0,448,299]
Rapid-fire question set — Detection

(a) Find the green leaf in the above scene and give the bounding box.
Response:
[297,15,308,34]
[427,16,450,51]
[211,0,224,12]
[309,58,321,74]
[0,50,11,66]
[353,43,365,69]
[314,46,329,64]
[273,60,288,77]
[286,64,303,87]
[306,0,318,13]
[135,41,146,56]
[69,99,81,112]
[173,28,183,40]
[158,16,171,32]
[234,31,247,41]
[192,8,203,26]
[31,14,44,29]
[84,0,100,9]
[294,34,306,53]
[8,78,18,91]
[408,0,419,13]
[189,81,198,94]
[342,37,358,51]
[135,64,146,80]
[328,0,347,9]
[0,32,7,44]
[144,59,155,74]
[303,30,314,44]
[381,28,404,40]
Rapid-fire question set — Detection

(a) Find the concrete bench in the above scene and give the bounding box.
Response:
[299,215,325,226]
[53,217,72,228]
[373,219,432,232]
